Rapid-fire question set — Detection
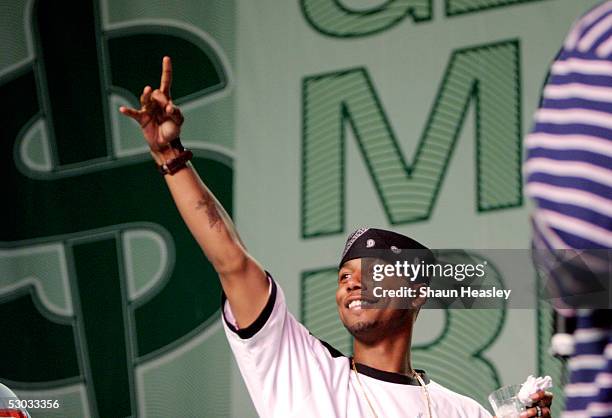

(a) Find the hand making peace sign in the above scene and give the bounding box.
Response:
[119,56,184,152]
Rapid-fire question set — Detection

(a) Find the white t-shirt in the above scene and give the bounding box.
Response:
[222,275,492,418]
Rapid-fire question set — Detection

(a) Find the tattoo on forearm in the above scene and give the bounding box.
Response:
[195,192,222,228]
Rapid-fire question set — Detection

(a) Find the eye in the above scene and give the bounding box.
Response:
[339,273,350,282]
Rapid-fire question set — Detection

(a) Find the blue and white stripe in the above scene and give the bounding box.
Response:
[559,310,612,418]
[525,2,612,417]
[526,1,612,251]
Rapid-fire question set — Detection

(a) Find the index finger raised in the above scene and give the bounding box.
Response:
[160,56,172,96]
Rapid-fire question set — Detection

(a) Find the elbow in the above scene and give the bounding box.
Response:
[210,246,250,278]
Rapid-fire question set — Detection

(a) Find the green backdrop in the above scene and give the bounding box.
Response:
[1,0,599,416]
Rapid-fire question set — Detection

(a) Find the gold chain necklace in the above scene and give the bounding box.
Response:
[351,359,433,418]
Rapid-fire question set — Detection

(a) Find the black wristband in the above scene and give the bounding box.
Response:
[169,137,185,152]
[157,149,193,176]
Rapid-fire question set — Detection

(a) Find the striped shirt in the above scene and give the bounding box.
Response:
[525,2,612,418]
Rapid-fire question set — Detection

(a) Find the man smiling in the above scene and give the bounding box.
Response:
[121,57,553,418]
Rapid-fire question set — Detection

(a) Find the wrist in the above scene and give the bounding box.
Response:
[150,137,184,165]
[150,137,193,176]
[150,147,180,165]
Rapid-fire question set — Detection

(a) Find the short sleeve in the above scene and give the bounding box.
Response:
[221,273,343,417]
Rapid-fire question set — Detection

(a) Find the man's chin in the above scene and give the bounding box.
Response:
[344,319,381,340]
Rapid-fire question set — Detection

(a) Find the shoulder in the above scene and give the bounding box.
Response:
[428,380,492,417]
[222,272,350,367]
[563,2,612,57]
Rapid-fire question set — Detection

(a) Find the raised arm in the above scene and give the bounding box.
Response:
[120,56,268,328]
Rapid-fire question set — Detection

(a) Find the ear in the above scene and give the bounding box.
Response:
[410,283,428,311]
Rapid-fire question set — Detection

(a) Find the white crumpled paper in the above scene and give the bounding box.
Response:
[517,375,553,405]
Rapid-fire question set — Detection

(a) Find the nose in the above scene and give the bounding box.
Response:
[346,271,365,292]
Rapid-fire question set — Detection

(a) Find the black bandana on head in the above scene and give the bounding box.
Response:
[339,227,434,271]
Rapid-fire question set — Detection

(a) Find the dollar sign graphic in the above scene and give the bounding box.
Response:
[1,0,231,416]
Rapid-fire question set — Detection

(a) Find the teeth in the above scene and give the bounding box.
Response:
[348,300,362,310]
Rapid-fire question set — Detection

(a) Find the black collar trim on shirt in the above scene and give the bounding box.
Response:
[221,272,277,339]
[318,338,345,358]
[350,358,430,385]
